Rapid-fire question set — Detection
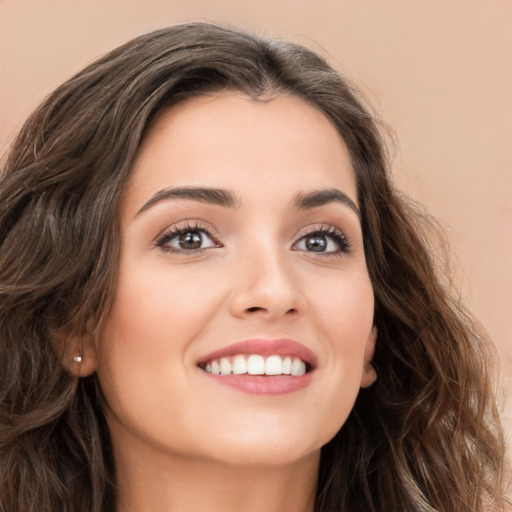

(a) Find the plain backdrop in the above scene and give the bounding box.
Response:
[1,0,511,426]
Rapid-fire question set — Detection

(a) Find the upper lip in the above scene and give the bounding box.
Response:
[197,338,318,369]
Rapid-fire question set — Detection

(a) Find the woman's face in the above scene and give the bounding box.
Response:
[91,92,376,468]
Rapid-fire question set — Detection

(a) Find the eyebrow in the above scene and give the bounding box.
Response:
[136,187,240,215]
[135,186,360,218]
[293,188,360,218]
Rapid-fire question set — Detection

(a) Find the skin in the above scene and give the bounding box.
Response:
[79,92,377,512]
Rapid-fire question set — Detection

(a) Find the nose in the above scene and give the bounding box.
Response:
[228,244,306,321]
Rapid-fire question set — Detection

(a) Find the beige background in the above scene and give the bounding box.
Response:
[1,1,511,423]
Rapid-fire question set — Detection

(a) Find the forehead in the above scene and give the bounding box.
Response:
[123,92,357,214]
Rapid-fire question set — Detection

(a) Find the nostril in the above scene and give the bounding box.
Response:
[245,306,298,315]
[247,307,265,313]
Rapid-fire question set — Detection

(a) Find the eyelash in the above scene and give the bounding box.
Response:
[295,225,351,255]
[154,222,351,255]
[155,222,221,254]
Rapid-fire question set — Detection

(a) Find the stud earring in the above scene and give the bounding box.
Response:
[73,353,83,363]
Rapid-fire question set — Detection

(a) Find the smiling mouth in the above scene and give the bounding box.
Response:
[198,354,311,377]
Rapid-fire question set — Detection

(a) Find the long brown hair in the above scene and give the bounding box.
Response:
[0,23,509,512]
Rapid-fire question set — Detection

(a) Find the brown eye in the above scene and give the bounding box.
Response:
[157,226,218,253]
[293,227,350,254]
[304,235,328,252]
[178,231,203,250]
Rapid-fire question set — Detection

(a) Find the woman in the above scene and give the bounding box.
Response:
[0,22,509,512]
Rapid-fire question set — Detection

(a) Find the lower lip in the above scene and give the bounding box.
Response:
[201,371,313,395]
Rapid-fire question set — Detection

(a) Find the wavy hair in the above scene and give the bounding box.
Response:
[0,23,509,512]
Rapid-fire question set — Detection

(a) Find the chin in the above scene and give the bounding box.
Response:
[198,426,327,469]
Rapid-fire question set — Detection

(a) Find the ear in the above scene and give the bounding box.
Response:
[55,327,98,378]
[360,326,377,388]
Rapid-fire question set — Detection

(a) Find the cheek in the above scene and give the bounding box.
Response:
[95,260,231,403]
[94,264,205,398]
[313,268,374,350]
[103,261,223,351]
[306,270,374,431]
[94,265,226,451]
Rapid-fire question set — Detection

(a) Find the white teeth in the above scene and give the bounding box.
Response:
[291,357,306,376]
[247,354,265,375]
[202,354,309,376]
[211,360,221,375]
[220,357,232,375]
[232,355,247,374]
[265,355,283,375]
[282,356,292,374]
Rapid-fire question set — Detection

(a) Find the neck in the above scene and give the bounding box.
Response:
[114,443,319,512]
